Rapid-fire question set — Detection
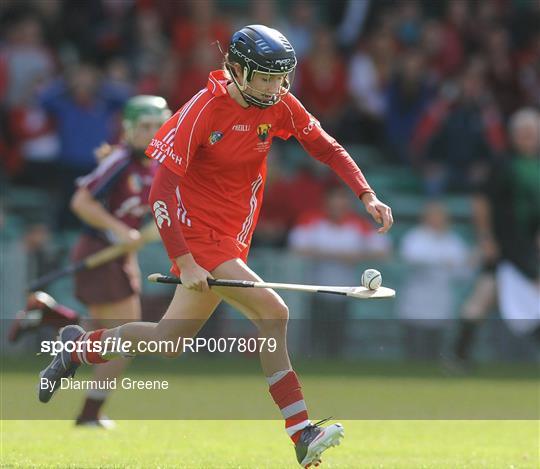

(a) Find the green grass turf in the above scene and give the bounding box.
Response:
[2,420,538,468]
[2,357,538,420]
[1,358,538,467]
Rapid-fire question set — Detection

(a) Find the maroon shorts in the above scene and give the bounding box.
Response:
[72,234,140,306]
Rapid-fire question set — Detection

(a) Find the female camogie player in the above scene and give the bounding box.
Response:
[68,95,171,427]
[39,26,393,467]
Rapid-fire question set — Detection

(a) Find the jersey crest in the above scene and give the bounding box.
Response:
[257,124,271,142]
[208,130,224,145]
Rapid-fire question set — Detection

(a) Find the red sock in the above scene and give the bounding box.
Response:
[269,370,310,444]
[71,329,108,364]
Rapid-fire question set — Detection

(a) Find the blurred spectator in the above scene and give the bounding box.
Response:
[39,61,131,229]
[397,201,470,360]
[30,0,64,49]
[508,0,540,49]
[281,0,317,61]
[137,52,181,110]
[450,108,540,370]
[139,37,219,113]
[0,10,58,181]
[253,152,295,248]
[394,0,422,47]
[105,56,133,89]
[516,32,540,108]
[460,108,540,353]
[255,158,327,248]
[484,26,524,116]
[289,185,391,357]
[419,21,453,84]
[128,10,168,86]
[474,0,504,34]
[439,0,470,75]
[170,41,219,110]
[384,50,434,164]
[419,20,446,83]
[7,75,59,186]
[296,28,348,136]
[1,12,56,107]
[171,0,230,61]
[286,162,328,226]
[61,0,133,61]
[92,0,134,59]
[344,30,395,145]
[249,0,278,29]
[412,64,506,195]
[419,2,472,83]
[334,0,371,51]
[450,194,499,370]
[451,101,540,366]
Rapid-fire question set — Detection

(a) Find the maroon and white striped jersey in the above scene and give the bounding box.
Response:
[76,146,156,233]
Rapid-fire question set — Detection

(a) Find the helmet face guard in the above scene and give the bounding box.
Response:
[225,61,296,108]
[226,25,297,108]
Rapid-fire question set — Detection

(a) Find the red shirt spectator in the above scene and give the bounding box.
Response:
[296,29,348,130]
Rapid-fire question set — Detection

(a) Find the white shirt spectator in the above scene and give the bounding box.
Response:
[348,53,387,117]
[398,224,469,325]
[289,212,391,287]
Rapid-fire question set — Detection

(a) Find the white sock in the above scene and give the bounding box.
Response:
[266,368,292,386]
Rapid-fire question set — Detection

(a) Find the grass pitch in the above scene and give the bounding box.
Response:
[1,357,538,467]
[2,419,538,468]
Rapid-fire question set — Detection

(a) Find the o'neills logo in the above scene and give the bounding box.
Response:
[232,124,250,132]
[257,123,271,142]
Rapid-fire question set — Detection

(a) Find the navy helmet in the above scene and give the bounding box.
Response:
[226,25,297,108]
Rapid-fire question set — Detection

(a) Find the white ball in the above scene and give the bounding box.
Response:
[361,269,382,290]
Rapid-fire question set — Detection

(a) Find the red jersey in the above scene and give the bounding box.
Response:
[146,70,372,260]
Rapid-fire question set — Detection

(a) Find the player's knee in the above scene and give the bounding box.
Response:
[274,302,289,322]
[257,301,289,334]
[261,297,289,321]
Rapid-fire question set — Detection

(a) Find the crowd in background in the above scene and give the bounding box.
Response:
[1,0,539,198]
[1,0,538,362]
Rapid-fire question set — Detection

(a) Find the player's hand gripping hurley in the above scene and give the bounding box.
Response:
[28,223,160,291]
[148,273,395,299]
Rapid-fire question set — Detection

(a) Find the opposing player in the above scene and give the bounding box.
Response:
[39,26,393,466]
[68,95,171,427]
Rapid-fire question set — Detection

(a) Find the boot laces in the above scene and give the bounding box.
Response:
[312,416,332,427]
